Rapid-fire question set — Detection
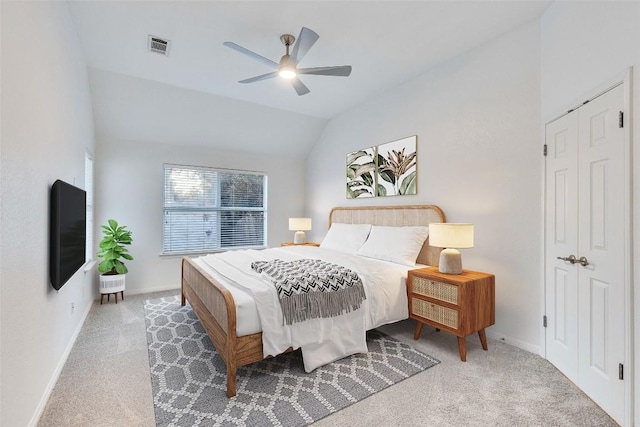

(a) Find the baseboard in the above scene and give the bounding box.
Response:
[123,284,180,297]
[28,299,93,427]
[485,330,540,355]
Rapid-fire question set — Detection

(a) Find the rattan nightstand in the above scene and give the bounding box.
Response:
[408,266,495,361]
[280,242,320,247]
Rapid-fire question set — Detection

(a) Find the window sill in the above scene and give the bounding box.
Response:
[83,259,97,273]
[159,246,267,258]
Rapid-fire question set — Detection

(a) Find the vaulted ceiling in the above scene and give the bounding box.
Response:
[68,1,551,120]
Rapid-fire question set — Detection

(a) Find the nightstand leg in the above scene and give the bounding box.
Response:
[413,321,424,340]
[457,336,467,362]
[478,329,488,351]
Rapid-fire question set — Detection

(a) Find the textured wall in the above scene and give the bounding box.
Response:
[95,137,306,294]
[306,22,542,352]
[0,2,96,425]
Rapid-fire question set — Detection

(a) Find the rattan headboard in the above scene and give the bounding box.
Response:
[329,205,446,266]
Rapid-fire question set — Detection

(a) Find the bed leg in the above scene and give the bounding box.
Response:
[226,365,237,397]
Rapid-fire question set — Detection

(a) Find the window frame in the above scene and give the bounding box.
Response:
[85,151,94,263]
[161,163,268,256]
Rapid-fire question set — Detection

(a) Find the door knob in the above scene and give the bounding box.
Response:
[577,256,589,267]
[557,254,577,264]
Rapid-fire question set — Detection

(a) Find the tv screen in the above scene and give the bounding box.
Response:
[50,180,86,291]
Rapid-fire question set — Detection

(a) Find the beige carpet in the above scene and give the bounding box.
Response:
[38,291,617,427]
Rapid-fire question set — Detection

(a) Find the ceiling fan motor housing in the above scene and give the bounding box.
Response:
[279,54,293,68]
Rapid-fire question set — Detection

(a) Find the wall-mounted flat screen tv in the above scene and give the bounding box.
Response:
[50,180,86,291]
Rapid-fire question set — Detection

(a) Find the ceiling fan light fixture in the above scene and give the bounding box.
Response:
[279,67,297,79]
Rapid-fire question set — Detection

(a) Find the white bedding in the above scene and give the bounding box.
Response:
[194,246,414,372]
[192,257,262,336]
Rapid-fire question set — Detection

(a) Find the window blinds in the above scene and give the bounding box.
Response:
[163,164,267,254]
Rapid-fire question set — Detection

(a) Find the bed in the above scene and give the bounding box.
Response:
[181,204,446,397]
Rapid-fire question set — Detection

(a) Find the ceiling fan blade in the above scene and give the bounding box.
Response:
[297,65,352,77]
[291,78,311,96]
[289,27,319,65]
[238,72,278,84]
[223,41,279,69]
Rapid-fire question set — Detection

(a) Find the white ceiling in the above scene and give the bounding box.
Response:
[68,1,551,120]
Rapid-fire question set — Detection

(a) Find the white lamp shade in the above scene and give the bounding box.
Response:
[429,223,474,248]
[288,218,312,231]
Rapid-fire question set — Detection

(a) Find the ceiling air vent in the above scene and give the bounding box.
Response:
[148,35,170,56]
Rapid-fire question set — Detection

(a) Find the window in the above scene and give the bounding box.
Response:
[85,152,94,262]
[163,164,267,254]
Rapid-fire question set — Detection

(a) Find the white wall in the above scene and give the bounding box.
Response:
[95,137,306,294]
[307,22,542,351]
[540,2,640,424]
[90,69,319,294]
[0,2,96,426]
[0,3,4,421]
[89,68,328,159]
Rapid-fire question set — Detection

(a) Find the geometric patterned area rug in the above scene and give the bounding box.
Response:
[145,295,439,427]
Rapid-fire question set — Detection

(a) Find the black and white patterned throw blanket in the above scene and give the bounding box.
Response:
[251,258,367,325]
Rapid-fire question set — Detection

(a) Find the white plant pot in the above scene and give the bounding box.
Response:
[99,273,126,294]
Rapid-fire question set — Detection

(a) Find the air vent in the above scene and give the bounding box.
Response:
[148,35,170,56]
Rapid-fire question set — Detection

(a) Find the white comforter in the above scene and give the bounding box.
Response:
[200,246,410,372]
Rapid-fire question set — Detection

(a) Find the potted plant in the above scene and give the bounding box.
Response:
[96,219,133,303]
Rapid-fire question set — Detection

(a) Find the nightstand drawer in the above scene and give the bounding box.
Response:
[412,298,458,329]
[412,276,458,304]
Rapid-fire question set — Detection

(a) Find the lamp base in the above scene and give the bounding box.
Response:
[293,231,307,245]
[438,248,463,274]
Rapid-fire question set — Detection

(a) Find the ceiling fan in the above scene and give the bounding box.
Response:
[223,27,352,96]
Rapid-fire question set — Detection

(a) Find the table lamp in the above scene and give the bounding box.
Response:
[288,218,312,244]
[429,223,474,274]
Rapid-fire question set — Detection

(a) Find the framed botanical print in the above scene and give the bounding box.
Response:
[346,135,417,198]
[376,135,417,197]
[346,146,376,198]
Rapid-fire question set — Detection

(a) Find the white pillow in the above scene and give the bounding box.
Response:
[356,225,430,266]
[320,223,372,254]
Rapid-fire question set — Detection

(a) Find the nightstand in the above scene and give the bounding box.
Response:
[407,266,495,361]
[280,242,320,247]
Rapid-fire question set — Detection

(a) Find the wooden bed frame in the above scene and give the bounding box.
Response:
[181,204,446,397]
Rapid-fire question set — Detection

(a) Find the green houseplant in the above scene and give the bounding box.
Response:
[97,219,133,275]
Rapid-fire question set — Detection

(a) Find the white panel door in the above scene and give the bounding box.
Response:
[545,111,579,383]
[576,85,625,421]
[545,84,626,424]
